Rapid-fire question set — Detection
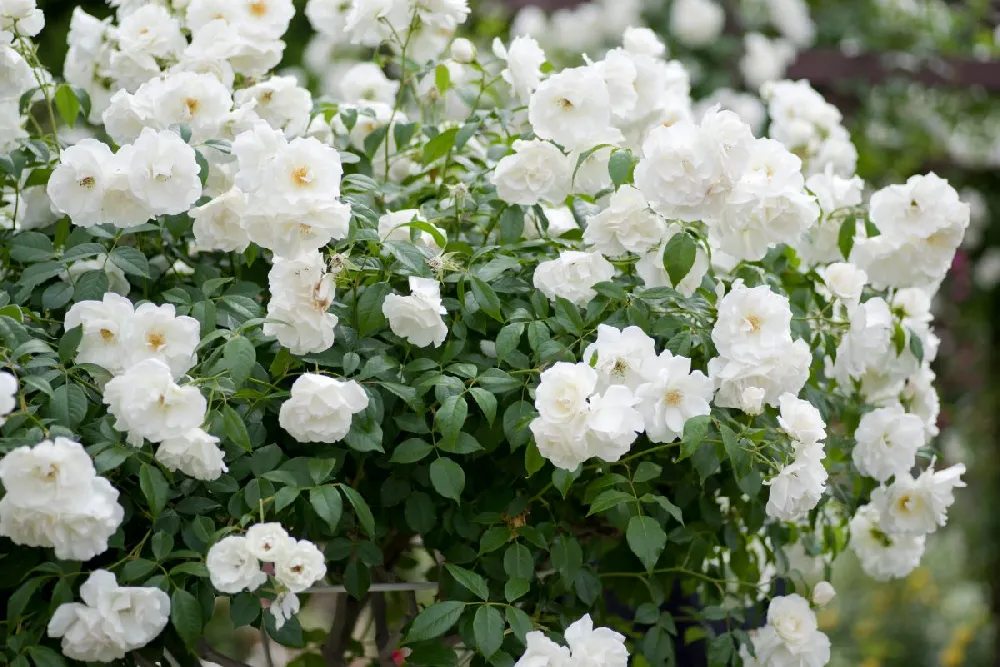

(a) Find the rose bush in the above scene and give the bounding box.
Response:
[0,0,972,665]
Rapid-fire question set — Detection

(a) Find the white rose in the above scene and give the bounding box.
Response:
[821,262,867,303]
[235,75,312,137]
[492,139,571,206]
[274,539,327,592]
[583,186,666,257]
[777,393,826,445]
[126,128,203,216]
[740,34,797,90]
[635,352,714,444]
[450,37,476,63]
[712,282,795,360]
[849,504,925,581]
[811,581,836,607]
[765,442,827,522]
[123,302,200,378]
[0,371,17,425]
[534,362,597,424]
[206,536,268,593]
[709,339,811,410]
[47,139,116,228]
[871,463,965,537]
[582,324,657,391]
[670,0,725,47]
[64,293,135,374]
[622,27,665,58]
[514,631,571,667]
[382,277,449,348]
[528,64,623,151]
[564,614,629,667]
[246,522,293,562]
[279,373,370,443]
[740,387,766,416]
[584,386,643,463]
[533,251,614,306]
[530,414,590,471]
[191,188,251,252]
[155,428,228,481]
[103,359,207,445]
[493,35,546,103]
[270,591,301,630]
[852,405,925,482]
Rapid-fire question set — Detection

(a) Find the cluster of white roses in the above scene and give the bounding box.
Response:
[47,570,170,663]
[765,395,828,522]
[207,523,326,629]
[0,438,123,561]
[530,324,713,471]
[514,614,628,667]
[63,293,226,481]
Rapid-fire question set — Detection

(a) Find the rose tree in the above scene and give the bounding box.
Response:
[0,0,968,665]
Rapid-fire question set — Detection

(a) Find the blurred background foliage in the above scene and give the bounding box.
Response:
[30,0,1000,664]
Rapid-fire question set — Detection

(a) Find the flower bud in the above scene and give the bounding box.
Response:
[451,38,476,63]
[812,581,836,607]
[740,387,766,416]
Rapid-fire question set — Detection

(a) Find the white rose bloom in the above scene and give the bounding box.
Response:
[871,463,965,537]
[382,277,449,348]
[670,0,725,47]
[271,591,301,630]
[766,441,827,522]
[769,0,815,47]
[126,128,203,216]
[245,522,293,562]
[530,414,590,471]
[305,0,351,40]
[623,27,666,58]
[235,76,312,137]
[207,536,268,593]
[712,282,795,360]
[849,504,925,581]
[274,539,327,592]
[493,139,571,206]
[852,405,926,483]
[583,325,657,391]
[897,364,941,438]
[450,37,476,63]
[583,186,667,257]
[832,297,899,385]
[635,352,714,444]
[0,0,44,36]
[47,139,116,228]
[279,373,370,443]
[379,209,445,250]
[64,293,135,374]
[0,43,34,100]
[584,386,643,463]
[0,437,100,506]
[741,34,797,90]
[184,19,284,79]
[528,64,623,151]
[103,359,207,445]
[0,371,15,424]
[709,338,811,410]
[122,302,200,378]
[564,614,629,667]
[264,250,340,355]
[49,571,169,661]
[533,251,614,306]
[492,36,546,103]
[811,581,835,607]
[746,594,831,667]
[821,262,867,304]
[336,62,398,105]
[777,394,826,445]
[635,226,710,298]
[155,428,228,481]
[191,188,251,252]
[514,631,571,667]
[696,89,766,136]
[534,363,597,424]
[343,0,409,46]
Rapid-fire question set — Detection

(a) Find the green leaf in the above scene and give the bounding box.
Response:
[230,592,261,627]
[909,329,924,363]
[110,246,151,277]
[679,414,711,461]
[838,215,857,260]
[195,149,210,186]
[10,232,54,262]
[27,645,66,667]
[18,261,64,288]
[626,516,666,572]
[422,127,459,164]
[363,124,388,158]
[479,526,511,554]
[54,84,80,127]
[455,119,481,150]
[892,323,907,356]
[406,601,466,644]
[505,607,533,645]
[435,394,468,446]
[524,441,544,476]
[340,485,377,538]
[391,438,434,464]
[503,400,535,450]
[405,491,436,532]
[62,242,107,264]
[633,461,662,484]
[468,388,497,425]
[495,323,524,360]
[550,535,582,584]
[152,532,174,560]
[498,206,525,244]
[445,563,489,601]
[8,577,44,624]
[504,577,530,602]
[274,487,300,512]
[42,282,74,310]
[221,405,252,451]
[47,383,87,428]
[662,231,697,287]
[608,149,635,187]
[588,489,634,515]
[121,559,156,582]
[430,457,465,502]
[394,122,417,148]
[720,424,750,477]
[435,63,452,93]
[357,282,392,337]
[223,336,256,387]
[171,588,202,647]
[140,464,170,517]
[642,494,684,525]
[473,606,505,658]
[470,276,503,322]
[309,486,343,530]
[503,543,533,580]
